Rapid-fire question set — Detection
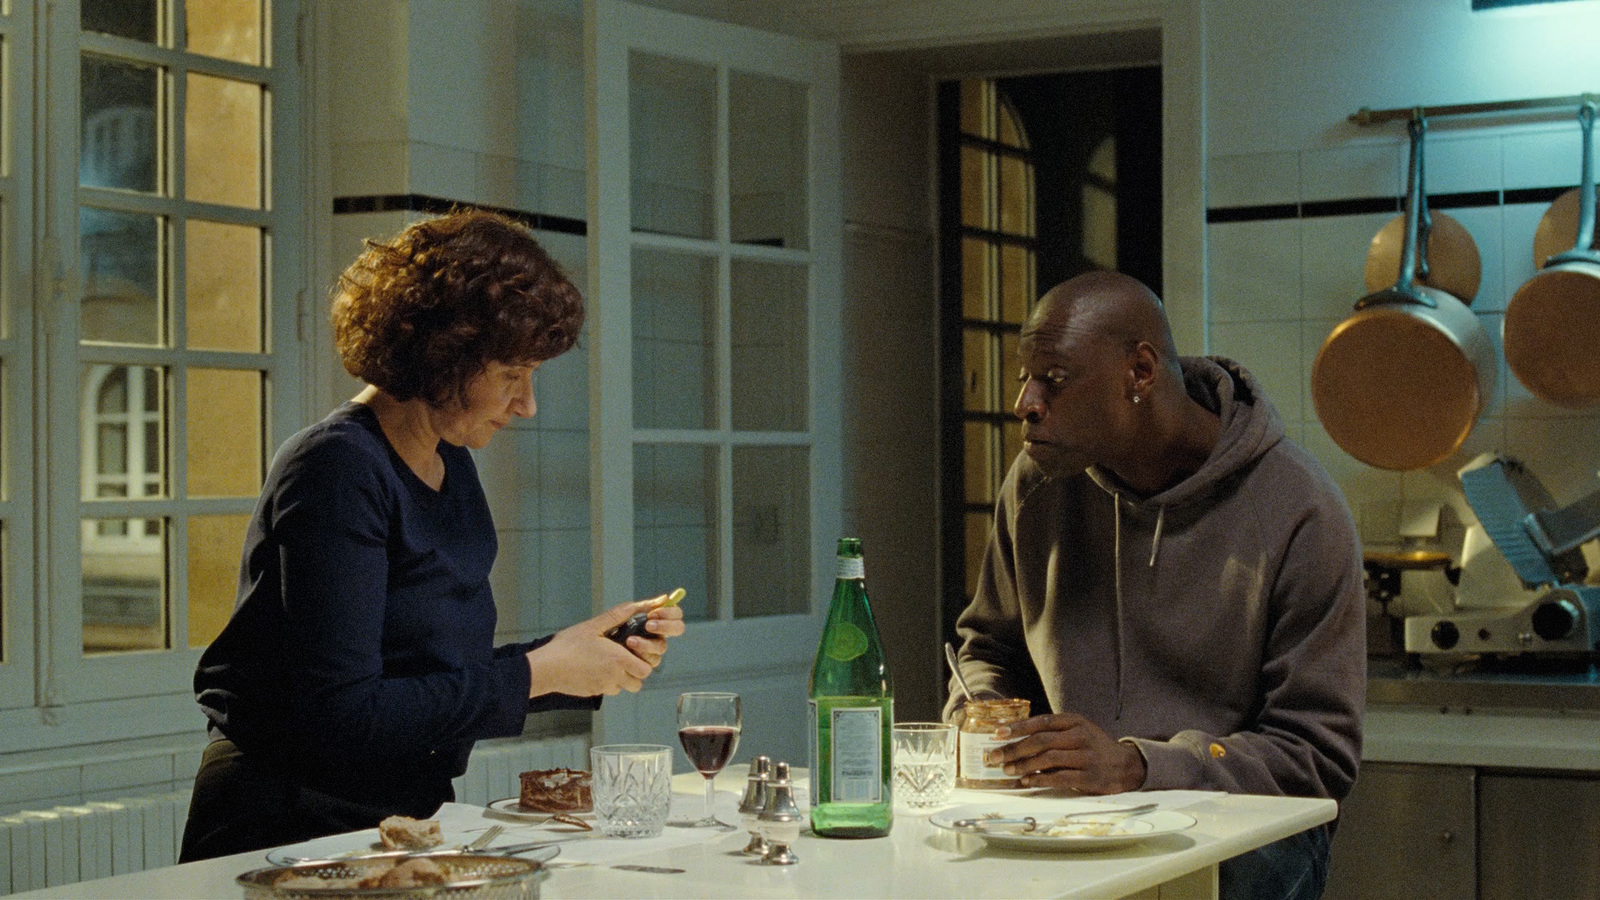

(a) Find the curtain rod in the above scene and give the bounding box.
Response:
[1350,93,1599,126]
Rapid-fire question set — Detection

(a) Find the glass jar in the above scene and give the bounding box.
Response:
[956,698,1031,789]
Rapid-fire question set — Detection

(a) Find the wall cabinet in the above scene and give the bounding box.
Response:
[1325,761,1600,900]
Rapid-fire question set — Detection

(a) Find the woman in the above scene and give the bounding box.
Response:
[179,208,684,861]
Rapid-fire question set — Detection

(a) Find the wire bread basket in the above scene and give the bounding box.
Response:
[236,853,551,900]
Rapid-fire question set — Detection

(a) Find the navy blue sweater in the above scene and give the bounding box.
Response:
[195,402,595,808]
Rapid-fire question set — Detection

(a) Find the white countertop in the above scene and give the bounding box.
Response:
[13,767,1334,900]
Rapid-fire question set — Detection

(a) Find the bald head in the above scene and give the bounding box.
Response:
[1027,271,1178,362]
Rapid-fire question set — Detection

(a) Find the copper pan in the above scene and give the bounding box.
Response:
[1531,185,1600,267]
[1505,102,1600,408]
[1313,117,1496,471]
[1364,208,1482,303]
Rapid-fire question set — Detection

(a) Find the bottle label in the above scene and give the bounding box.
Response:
[829,706,883,803]
[836,557,864,580]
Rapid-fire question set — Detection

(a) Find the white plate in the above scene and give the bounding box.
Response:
[930,798,1196,852]
[264,821,529,865]
[486,797,594,822]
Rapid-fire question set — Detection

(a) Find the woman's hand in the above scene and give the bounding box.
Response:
[524,594,686,698]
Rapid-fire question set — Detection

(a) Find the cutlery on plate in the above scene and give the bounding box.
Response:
[951,802,1161,831]
[466,824,503,851]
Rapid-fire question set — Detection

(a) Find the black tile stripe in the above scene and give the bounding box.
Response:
[1300,197,1403,218]
[332,194,587,236]
[1208,184,1580,224]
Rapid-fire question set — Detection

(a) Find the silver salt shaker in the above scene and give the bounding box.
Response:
[738,755,772,854]
[758,761,804,866]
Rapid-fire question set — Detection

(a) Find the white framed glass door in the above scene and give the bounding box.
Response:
[585,0,841,763]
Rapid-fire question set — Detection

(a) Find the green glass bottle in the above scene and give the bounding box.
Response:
[808,537,893,837]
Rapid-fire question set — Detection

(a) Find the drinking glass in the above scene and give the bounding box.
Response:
[893,722,957,809]
[676,691,741,829]
[590,744,673,838]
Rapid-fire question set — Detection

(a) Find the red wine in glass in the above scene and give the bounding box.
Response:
[680,725,739,774]
[675,692,741,829]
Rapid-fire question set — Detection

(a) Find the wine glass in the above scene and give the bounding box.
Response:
[676,691,741,829]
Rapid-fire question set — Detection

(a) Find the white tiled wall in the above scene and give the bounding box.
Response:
[1203,0,1600,556]
[1208,127,1597,551]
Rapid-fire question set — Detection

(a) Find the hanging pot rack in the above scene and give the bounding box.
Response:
[1351,92,1599,127]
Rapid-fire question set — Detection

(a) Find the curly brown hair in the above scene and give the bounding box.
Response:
[331,208,585,407]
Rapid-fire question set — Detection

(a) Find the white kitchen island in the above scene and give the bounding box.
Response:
[13,767,1335,900]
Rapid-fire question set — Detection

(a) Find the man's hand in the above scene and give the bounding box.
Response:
[987,712,1147,794]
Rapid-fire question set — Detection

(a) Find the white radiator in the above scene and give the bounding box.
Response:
[0,734,590,895]
[1,790,188,894]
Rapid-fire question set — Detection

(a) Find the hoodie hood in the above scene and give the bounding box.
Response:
[1086,355,1284,511]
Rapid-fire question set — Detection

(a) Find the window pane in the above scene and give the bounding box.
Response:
[633,248,716,429]
[81,56,159,193]
[732,446,808,618]
[731,259,806,431]
[82,517,166,654]
[188,513,249,647]
[960,146,991,230]
[186,368,261,497]
[186,220,263,351]
[729,70,808,249]
[1000,332,1020,409]
[81,208,163,345]
[961,238,993,320]
[962,327,993,413]
[1000,244,1033,324]
[187,0,263,65]
[185,73,262,208]
[629,52,714,239]
[83,1,158,43]
[999,155,1033,236]
[82,365,166,500]
[633,444,718,621]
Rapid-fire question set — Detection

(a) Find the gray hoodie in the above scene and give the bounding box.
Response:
[947,356,1365,800]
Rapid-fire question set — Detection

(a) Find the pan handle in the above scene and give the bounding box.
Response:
[1356,115,1438,311]
[1547,101,1598,267]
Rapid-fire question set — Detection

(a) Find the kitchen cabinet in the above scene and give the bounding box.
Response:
[1478,771,1600,900]
[1324,762,1476,900]
[1325,762,1600,900]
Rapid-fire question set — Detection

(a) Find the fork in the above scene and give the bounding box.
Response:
[466,824,504,851]
[951,802,1160,831]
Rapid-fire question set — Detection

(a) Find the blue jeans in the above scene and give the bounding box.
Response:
[1219,825,1330,900]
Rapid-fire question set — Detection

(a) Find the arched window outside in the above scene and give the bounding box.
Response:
[952,79,1037,602]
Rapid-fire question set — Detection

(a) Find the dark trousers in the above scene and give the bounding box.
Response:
[1219,824,1331,900]
[179,739,449,863]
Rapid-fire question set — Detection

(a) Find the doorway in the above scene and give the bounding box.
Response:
[936,68,1164,650]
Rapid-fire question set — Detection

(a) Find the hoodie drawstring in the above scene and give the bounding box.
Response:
[1149,505,1166,568]
[1112,495,1125,720]
[1112,498,1167,721]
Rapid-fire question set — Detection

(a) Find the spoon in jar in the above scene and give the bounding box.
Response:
[944,642,974,702]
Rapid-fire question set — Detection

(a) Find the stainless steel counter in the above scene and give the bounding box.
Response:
[1367,655,1600,713]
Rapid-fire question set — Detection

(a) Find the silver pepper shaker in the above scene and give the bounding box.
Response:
[758,761,804,866]
[738,755,772,855]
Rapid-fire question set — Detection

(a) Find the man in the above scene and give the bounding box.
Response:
[946,271,1364,900]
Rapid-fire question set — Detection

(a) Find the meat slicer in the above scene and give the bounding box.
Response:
[1402,453,1600,658]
